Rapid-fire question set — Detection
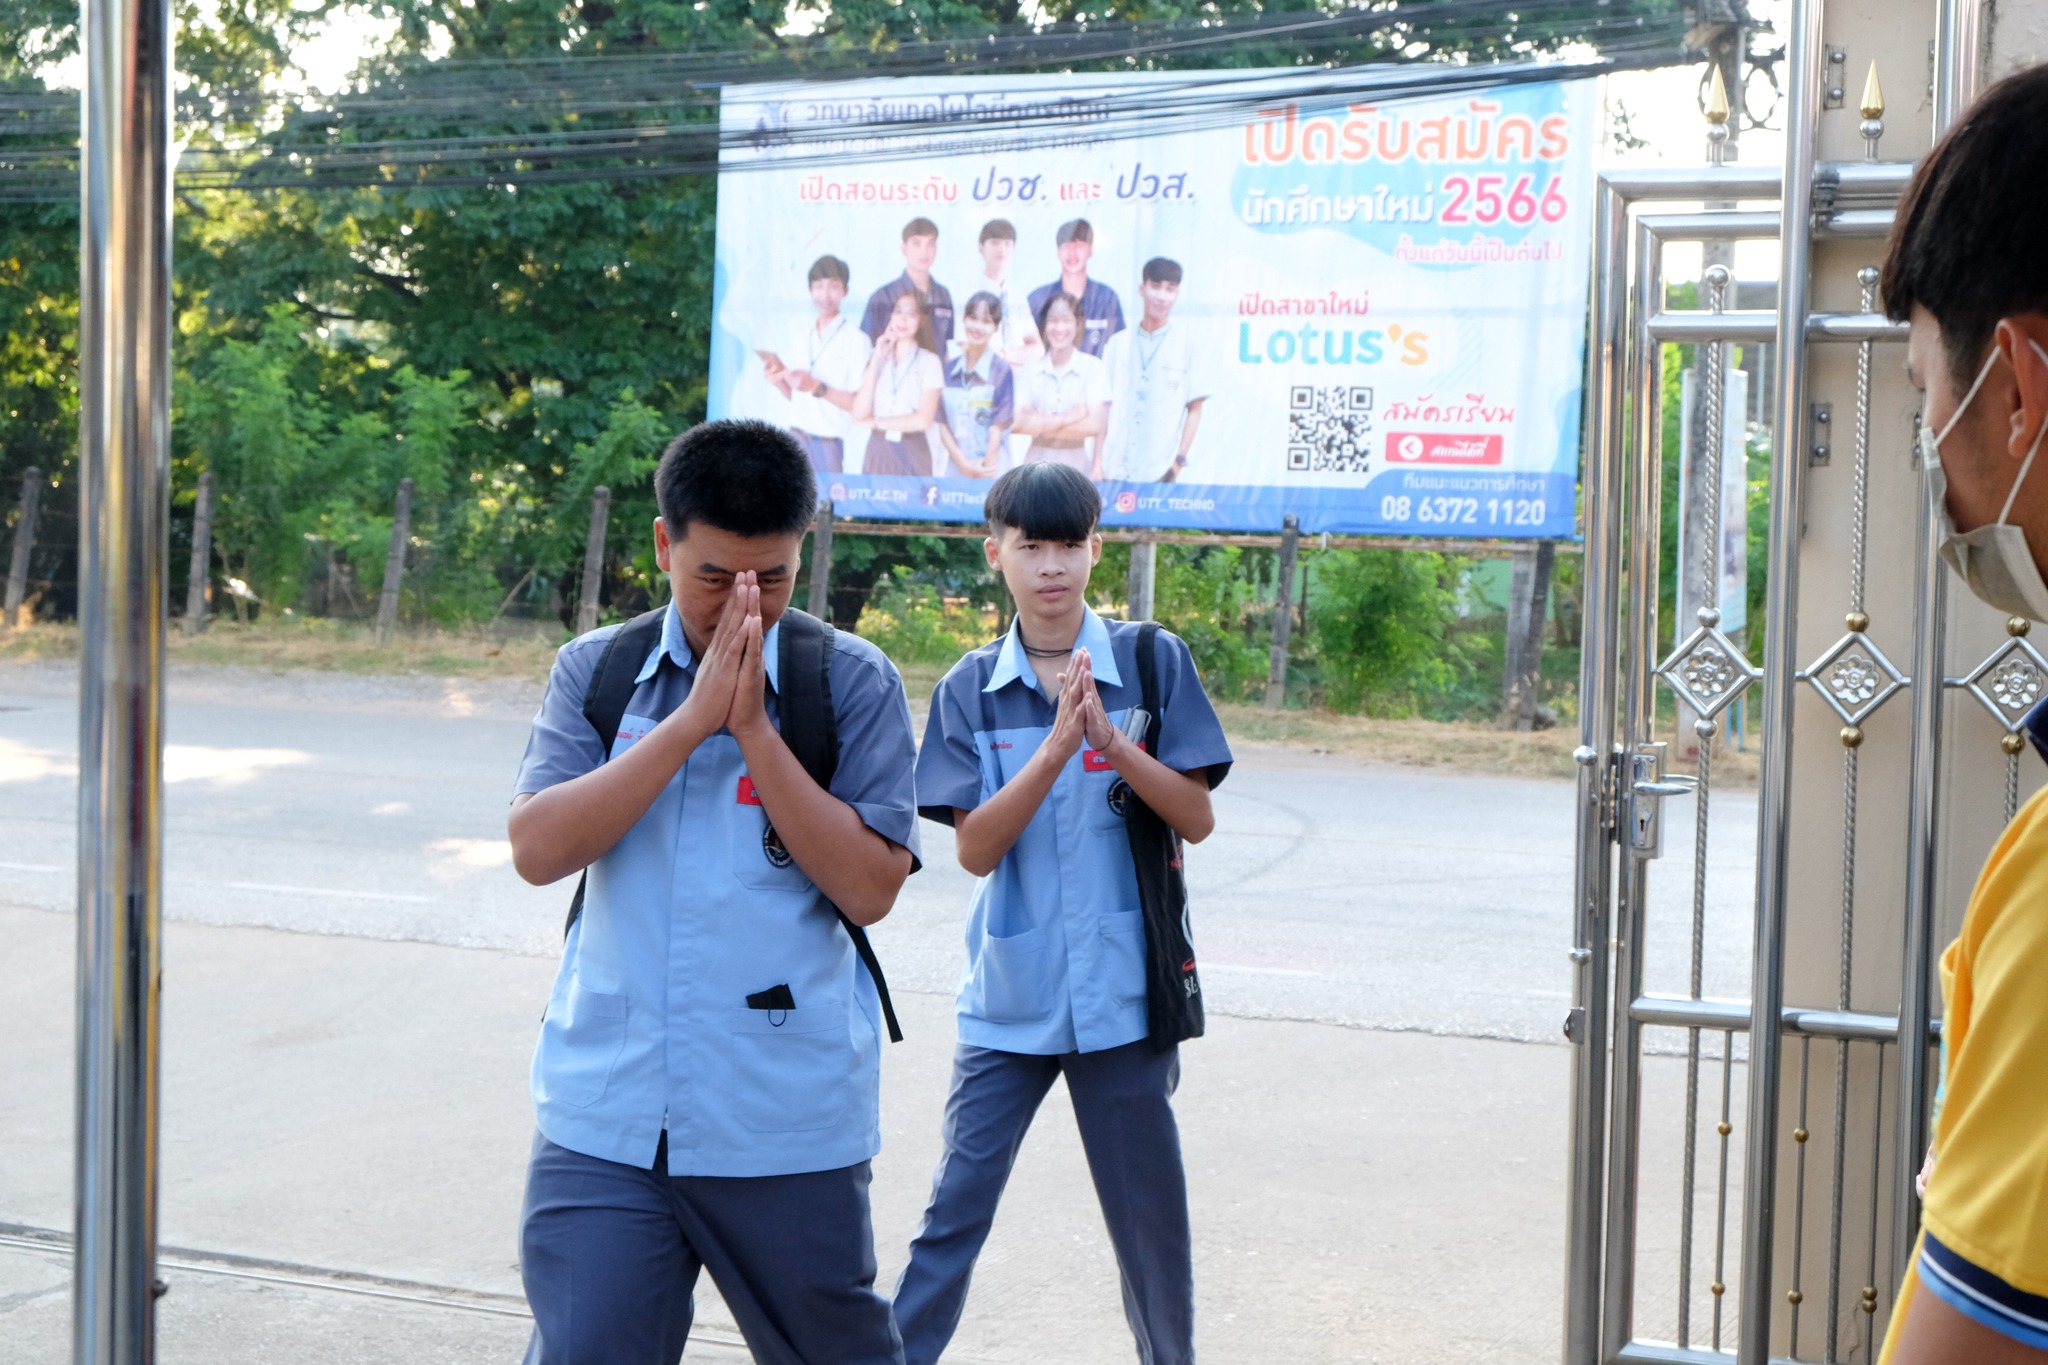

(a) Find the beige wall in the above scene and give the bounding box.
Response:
[1759,2,2047,1355]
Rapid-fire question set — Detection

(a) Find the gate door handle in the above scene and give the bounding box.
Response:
[1625,744,1694,859]
[1633,778,1697,798]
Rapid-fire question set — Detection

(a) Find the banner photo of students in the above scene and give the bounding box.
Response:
[708,71,1596,538]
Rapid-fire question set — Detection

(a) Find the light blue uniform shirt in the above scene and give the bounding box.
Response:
[916,610,1232,1055]
[514,605,921,1178]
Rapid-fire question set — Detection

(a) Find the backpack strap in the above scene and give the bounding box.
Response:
[776,609,902,1044]
[563,608,670,938]
[1135,622,1162,755]
[774,608,841,787]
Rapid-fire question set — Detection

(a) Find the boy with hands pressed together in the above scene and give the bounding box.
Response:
[508,419,919,1365]
[894,462,1231,1365]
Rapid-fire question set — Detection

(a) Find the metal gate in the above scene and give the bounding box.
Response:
[1558,3,2037,1362]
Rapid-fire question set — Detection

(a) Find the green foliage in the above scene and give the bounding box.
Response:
[1150,546,1271,702]
[0,0,1645,684]
[854,566,995,665]
[1305,548,1479,715]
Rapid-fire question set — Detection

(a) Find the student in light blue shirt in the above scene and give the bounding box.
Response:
[507,419,920,1365]
[893,463,1233,1365]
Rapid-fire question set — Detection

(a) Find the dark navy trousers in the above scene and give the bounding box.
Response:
[519,1131,904,1365]
[892,1041,1193,1365]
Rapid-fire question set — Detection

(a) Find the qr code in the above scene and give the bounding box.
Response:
[1286,386,1375,472]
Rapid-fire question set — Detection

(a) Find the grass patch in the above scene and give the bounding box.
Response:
[0,619,566,680]
[1216,702,1762,786]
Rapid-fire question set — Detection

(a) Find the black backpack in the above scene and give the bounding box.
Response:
[561,606,903,1042]
[1127,622,1205,1049]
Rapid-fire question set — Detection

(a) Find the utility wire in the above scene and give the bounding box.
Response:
[0,1,1687,200]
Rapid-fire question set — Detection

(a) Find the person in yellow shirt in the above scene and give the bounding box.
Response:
[1878,63,2048,1365]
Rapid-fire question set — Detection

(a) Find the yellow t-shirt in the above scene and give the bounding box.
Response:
[1880,785,2048,1361]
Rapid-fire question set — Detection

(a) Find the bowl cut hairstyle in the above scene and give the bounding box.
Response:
[656,419,819,539]
[1882,64,2048,388]
[1142,257,1184,286]
[984,462,1102,543]
[902,216,940,241]
[979,219,1017,243]
[808,254,850,286]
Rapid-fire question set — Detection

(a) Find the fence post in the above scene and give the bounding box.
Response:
[1263,515,1300,711]
[1500,541,1555,730]
[1126,535,1156,622]
[577,485,611,636]
[4,466,42,628]
[1520,541,1555,729]
[1499,545,1535,726]
[376,477,413,645]
[182,470,213,634]
[808,501,835,620]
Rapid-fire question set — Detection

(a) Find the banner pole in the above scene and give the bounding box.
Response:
[1263,515,1300,710]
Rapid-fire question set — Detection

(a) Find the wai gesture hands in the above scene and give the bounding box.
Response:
[1047,646,1119,762]
[677,571,770,742]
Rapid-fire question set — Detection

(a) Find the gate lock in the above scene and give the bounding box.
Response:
[1626,742,1698,859]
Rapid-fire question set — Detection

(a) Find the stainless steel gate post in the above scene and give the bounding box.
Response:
[75,0,174,1358]
[1561,174,1629,1365]
[1742,0,1826,1356]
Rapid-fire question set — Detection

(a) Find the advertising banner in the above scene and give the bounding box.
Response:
[708,71,1595,537]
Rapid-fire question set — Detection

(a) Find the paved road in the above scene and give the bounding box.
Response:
[0,659,1766,1363]
[0,660,1760,1044]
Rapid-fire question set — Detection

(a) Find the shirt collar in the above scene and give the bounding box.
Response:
[636,604,782,692]
[948,340,995,383]
[984,607,1121,696]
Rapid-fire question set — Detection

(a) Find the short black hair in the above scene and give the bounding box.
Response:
[902,216,939,241]
[808,254,849,285]
[963,289,1004,324]
[1882,64,2048,388]
[1142,257,1183,286]
[984,462,1101,542]
[655,420,818,538]
[979,218,1016,243]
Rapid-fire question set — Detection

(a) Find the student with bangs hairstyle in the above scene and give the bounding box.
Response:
[893,461,1233,1365]
[1011,291,1109,473]
[506,418,922,1365]
[934,290,1014,479]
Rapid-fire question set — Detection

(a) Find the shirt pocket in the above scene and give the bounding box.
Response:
[538,979,631,1109]
[1099,910,1149,1008]
[973,921,1055,1023]
[731,778,817,893]
[726,1005,856,1133]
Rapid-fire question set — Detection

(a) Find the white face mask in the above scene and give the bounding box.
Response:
[1919,338,2048,621]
